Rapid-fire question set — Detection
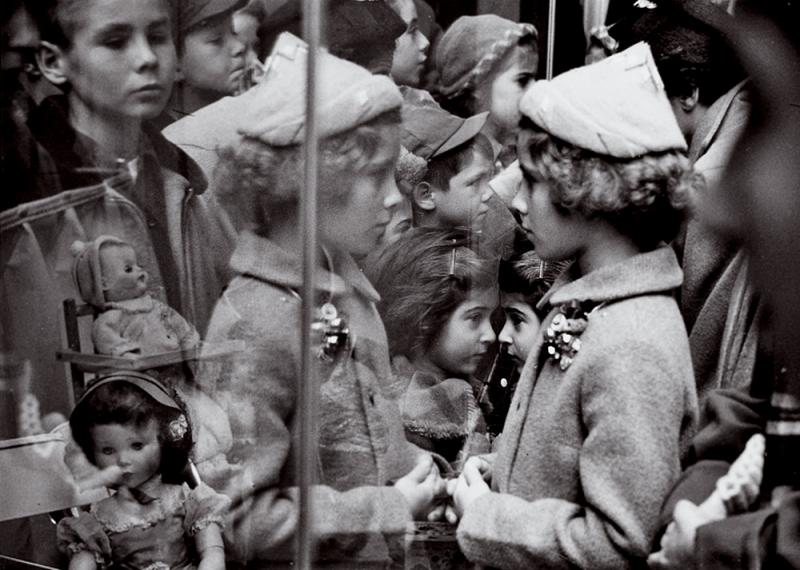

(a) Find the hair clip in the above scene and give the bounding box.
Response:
[168,415,188,441]
[449,240,457,276]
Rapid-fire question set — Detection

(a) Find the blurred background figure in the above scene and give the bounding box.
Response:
[388,0,431,88]
[1,0,60,209]
[168,0,248,119]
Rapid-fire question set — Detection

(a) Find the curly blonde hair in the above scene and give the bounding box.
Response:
[518,122,704,248]
[214,110,401,233]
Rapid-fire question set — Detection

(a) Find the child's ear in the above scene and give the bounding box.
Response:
[37,41,69,87]
[412,182,436,211]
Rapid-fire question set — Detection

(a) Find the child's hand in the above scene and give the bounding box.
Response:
[426,498,459,524]
[449,455,492,518]
[648,499,717,570]
[394,454,446,519]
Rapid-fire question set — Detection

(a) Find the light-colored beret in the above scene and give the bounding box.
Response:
[519,42,687,158]
[236,32,403,146]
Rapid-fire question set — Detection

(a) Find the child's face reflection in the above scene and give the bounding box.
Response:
[321,137,401,256]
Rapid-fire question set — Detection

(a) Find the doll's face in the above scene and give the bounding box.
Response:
[100,244,149,302]
[91,418,161,489]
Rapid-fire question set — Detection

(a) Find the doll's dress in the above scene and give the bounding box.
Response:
[92,295,200,357]
[56,481,230,570]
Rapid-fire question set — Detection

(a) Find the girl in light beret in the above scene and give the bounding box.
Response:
[448,43,704,570]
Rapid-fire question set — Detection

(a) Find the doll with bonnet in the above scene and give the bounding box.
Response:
[71,235,199,358]
[70,236,236,488]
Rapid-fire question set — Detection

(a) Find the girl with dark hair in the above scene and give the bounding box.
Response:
[58,373,229,570]
[367,227,496,468]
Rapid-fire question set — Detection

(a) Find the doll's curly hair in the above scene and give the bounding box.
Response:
[215,110,401,235]
[70,378,193,485]
[366,227,497,358]
[518,120,704,249]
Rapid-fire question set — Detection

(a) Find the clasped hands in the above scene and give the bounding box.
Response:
[394,454,494,524]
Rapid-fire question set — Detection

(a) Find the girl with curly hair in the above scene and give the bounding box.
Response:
[200,35,445,564]
[366,227,496,469]
[448,43,703,569]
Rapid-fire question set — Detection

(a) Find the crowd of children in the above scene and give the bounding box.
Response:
[0,0,797,569]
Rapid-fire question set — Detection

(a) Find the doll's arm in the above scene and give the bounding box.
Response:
[195,524,225,570]
[92,310,141,356]
[68,550,98,570]
[159,302,200,348]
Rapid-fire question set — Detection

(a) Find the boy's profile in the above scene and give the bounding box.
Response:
[399,87,494,230]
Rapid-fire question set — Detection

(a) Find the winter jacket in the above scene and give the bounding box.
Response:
[199,231,421,566]
[27,96,235,333]
[676,81,758,407]
[457,247,699,569]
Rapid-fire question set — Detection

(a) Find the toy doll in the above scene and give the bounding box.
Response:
[70,236,237,488]
[71,236,200,358]
[57,372,229,570]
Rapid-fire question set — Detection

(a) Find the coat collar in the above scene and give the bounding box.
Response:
[29,95,207,194]
[540,246,682,308]
[689,80,750,163]
[230,230,381,302]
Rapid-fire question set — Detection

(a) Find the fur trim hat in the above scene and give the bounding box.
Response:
[435,15,538,98]
[234,32,403,146]
[70,236,127,309]
[519,42,686,158]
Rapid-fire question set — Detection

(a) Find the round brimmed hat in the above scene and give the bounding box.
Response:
[519,42,687,158]
[435,14,538,98]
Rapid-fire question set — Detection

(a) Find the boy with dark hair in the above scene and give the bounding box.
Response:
[399,87,494,230]
[168,0,247,118]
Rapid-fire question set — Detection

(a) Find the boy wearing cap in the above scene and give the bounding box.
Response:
[169,0,247,118]
[400,88,494,231]
[447,43,702,570]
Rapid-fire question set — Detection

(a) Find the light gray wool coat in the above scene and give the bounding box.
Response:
[457,246,699,570]
[199,231,420,566]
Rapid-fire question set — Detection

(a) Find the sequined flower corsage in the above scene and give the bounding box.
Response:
[168,414,189,441]
[312,302,350,361]
[543,300,591,371]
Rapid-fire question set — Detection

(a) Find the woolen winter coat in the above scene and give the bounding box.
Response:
[456,247,699,570]
[199,231,421,566]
